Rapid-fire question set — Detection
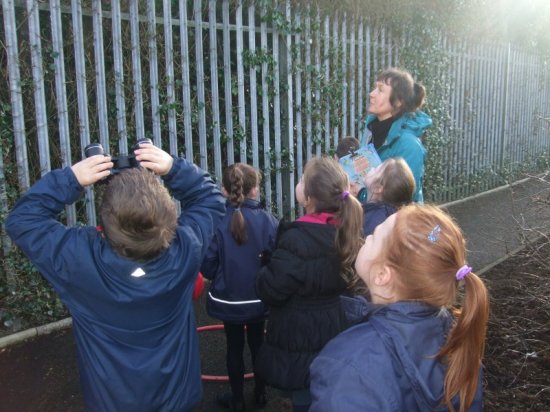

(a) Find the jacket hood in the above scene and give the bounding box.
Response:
[370,302,454,410]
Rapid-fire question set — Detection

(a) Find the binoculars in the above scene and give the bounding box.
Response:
[84,138,152,175]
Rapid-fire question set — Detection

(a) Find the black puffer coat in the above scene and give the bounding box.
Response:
[255,218,349,390]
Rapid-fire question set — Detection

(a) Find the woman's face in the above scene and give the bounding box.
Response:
[355,213,395,288]
[369,81,394,121]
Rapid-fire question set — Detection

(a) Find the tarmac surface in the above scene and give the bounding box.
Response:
[0,176,548,412]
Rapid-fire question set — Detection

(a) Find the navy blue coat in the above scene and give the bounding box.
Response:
[362,201,396,236]
[6,159,225,412]
[200,199,278,323]
[310,300,484,411]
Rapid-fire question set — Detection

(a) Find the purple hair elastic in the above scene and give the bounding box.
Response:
[341,191,350,200]
[456,265,472,281]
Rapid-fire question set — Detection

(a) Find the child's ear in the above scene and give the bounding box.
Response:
[249,186,259,199]
[374,264,393,288]
[221,187,229,197]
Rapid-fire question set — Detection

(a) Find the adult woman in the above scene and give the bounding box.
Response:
[360,68,432,202]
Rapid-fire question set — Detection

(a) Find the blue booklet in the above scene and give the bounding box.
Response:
[338,143,382,188]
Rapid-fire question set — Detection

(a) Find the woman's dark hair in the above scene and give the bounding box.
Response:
[377,67,426,117]
[100,168,177,261]
[222,163,260,245]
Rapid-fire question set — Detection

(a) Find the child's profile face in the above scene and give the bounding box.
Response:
[295,175,307,207]
[355,213,395,287]
[364,163,386,200]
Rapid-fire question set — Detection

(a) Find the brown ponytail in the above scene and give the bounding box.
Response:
[439,272,489,411]
[302,157,364,285]
[222,163,260,245]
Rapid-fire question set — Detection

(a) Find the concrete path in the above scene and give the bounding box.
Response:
[443,176,550,274]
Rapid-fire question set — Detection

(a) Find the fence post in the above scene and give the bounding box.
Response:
[500,42,511,172]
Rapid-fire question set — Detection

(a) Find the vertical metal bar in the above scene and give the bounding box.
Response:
[457,40,466,199]
[236,0,247,162]
[147,1,162,147]
[111,0,128,153]
[129,0,145,146]
[193,0,207,168]
[314,8,321,155]
[304,10,312,158]
[248,3,259,170]
[332,15,339,146]
[222,0,234,164]
[493,42,504,182]
[71,0,95,224]
[179,1,193,160]
[500,43,510,171]
[285,0,295,219]
[3,0,30,191]
[349,16,356,138]
[50,0,75,225]
[209,0,222,179]
[294,9,303,184]
[272,13,283,215]
[357,18,363,131]
[27,0,50,175]
[340,14,347,138]
[387,29,392,67]
[164,0,178,156]
[260,4,272,212]
[92,0,109,150]
[372,25,378,78]
[449,38,458,201]
[322,13,330,158]
[366,23,371,91]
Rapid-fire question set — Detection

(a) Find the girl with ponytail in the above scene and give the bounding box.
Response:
[255,156,364,411]
[360,67,432,202]
[201,163,278,412]
[310,204,489,412]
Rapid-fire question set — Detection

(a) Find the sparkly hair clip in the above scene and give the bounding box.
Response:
[341,191,350,200]
[456,265,472,281]
[427,224,441,242]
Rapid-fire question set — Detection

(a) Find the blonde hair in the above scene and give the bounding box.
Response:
[380,204,489,411]
[302,156,363,284]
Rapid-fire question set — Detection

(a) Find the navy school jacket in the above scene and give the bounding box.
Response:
[6,158,225,412]
[310,300,484,411]
[201,199,278,323]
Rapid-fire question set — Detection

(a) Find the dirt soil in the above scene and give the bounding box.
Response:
[0,242,548,411]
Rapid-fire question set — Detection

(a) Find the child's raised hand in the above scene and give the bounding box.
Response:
[71,155,113,187]
[134,144,174,176]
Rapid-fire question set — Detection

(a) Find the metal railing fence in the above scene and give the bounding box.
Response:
[1,0,549,236]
